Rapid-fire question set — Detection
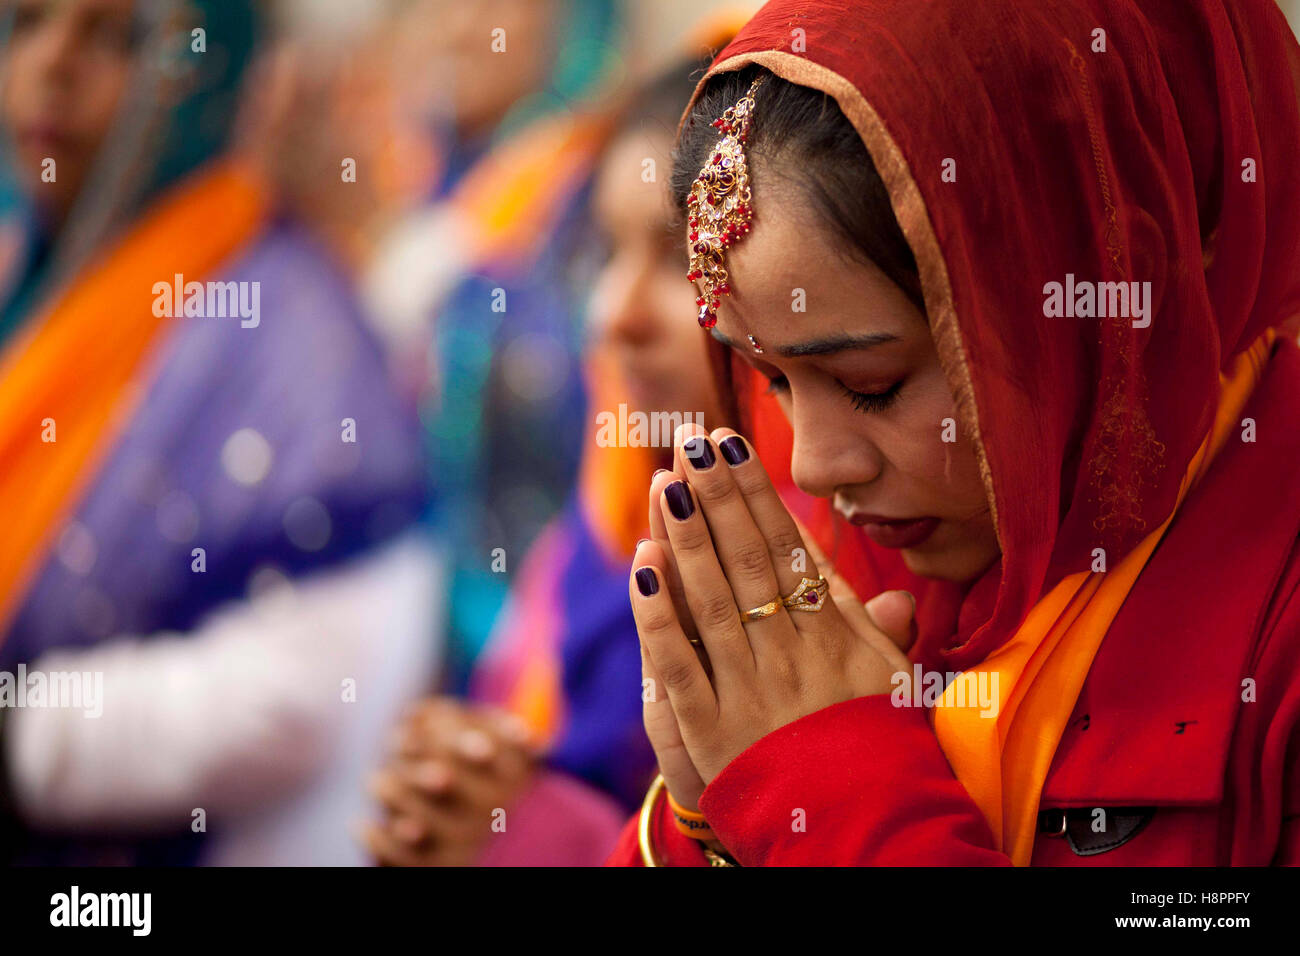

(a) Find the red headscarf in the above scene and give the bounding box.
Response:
[694,0,1300,662]
[686,0,1300,861]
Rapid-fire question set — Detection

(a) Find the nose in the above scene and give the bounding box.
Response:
[592,252,656,349]
[30,8,84,87]
[787,387,883,499]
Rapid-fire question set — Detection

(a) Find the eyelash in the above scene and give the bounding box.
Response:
[764,375,903,414]
[841,380,903,414]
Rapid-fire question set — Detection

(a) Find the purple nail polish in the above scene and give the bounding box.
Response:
[665,481,695,521]
[683,436,715,469]
[720,436,750,466]
[635,567,659,596]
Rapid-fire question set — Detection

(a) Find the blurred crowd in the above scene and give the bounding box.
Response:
[0,0,758,865]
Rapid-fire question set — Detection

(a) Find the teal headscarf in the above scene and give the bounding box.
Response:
[0,0,261,343]
[488,0,624,141]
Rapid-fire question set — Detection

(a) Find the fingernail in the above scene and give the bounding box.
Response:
[635,567,659,596]
[683,436,715,469]
[665,481,695,521]
[653,468,670,478]
[635,537,650,549]
[719,435,750,466]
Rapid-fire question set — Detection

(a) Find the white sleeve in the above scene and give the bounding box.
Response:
[2,532,440,833]
[359,205,469,356]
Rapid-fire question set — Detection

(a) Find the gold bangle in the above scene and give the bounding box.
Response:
[638,773,666,867]
[639,773,740,866]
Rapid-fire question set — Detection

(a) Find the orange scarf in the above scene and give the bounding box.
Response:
[0,161,267,639]
[577,349,662,562]
[934,327,1277,865]
[452,112,612,269]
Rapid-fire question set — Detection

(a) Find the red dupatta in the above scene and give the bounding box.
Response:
[691,0,1300,861]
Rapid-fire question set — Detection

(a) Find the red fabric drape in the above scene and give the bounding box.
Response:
[610,0,1300,867]
[699,0,1300,671]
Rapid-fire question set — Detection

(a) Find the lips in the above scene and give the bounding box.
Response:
[18,122,71,153]
[844,512,941,549]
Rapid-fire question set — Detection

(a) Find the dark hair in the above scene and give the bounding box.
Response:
[617,54,713,140]
[671,65,922,309]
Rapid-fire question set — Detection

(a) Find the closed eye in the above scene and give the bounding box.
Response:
[764,374,901,415]
[839,380,902,414]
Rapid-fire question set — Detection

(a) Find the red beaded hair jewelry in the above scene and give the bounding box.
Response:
[686,75,766,329]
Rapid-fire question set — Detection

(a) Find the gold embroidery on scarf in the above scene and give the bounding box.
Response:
[1063,39,1166,543]
[1066,40,1124,275]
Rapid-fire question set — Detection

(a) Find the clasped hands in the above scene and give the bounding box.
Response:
[631,424,917,814]
[361,697,537,866]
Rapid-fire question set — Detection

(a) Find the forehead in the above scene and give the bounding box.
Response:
[713,193,912,346]
[594,129,673,227]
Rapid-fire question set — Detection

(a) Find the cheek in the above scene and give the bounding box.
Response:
[0,53,35,125]
[80,67,131,142]
[885,372,986,505]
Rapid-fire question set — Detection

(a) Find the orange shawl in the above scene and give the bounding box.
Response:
[0,162,267,638]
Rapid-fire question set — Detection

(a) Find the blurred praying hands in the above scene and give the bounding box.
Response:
[361,698,539,867]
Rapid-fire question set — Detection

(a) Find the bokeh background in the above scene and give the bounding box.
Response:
[0,0,1295,867]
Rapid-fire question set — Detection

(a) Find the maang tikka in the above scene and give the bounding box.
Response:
[686,75,766,329]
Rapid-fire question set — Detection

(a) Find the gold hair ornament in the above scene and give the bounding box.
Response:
[686,75,766,329]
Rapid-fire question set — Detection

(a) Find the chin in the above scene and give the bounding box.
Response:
[900,542,998,583]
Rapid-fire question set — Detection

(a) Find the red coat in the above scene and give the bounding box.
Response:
[609,341,1300,866]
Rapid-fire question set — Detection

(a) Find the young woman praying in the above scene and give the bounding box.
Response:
[613,0,1300,866]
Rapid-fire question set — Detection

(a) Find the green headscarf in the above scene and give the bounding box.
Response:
[0,0,261,341]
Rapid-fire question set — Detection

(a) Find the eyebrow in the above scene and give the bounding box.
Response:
[709,329,902,357]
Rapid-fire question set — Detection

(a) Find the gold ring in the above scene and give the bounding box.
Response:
[741,599,780,622]
[782,575,829,612]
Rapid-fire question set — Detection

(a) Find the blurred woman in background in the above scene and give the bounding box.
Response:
[0,0,433,865]
[344,0,627,686]
[362,41,733,866]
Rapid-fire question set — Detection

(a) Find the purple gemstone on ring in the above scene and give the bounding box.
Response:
[806,592,819,604]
